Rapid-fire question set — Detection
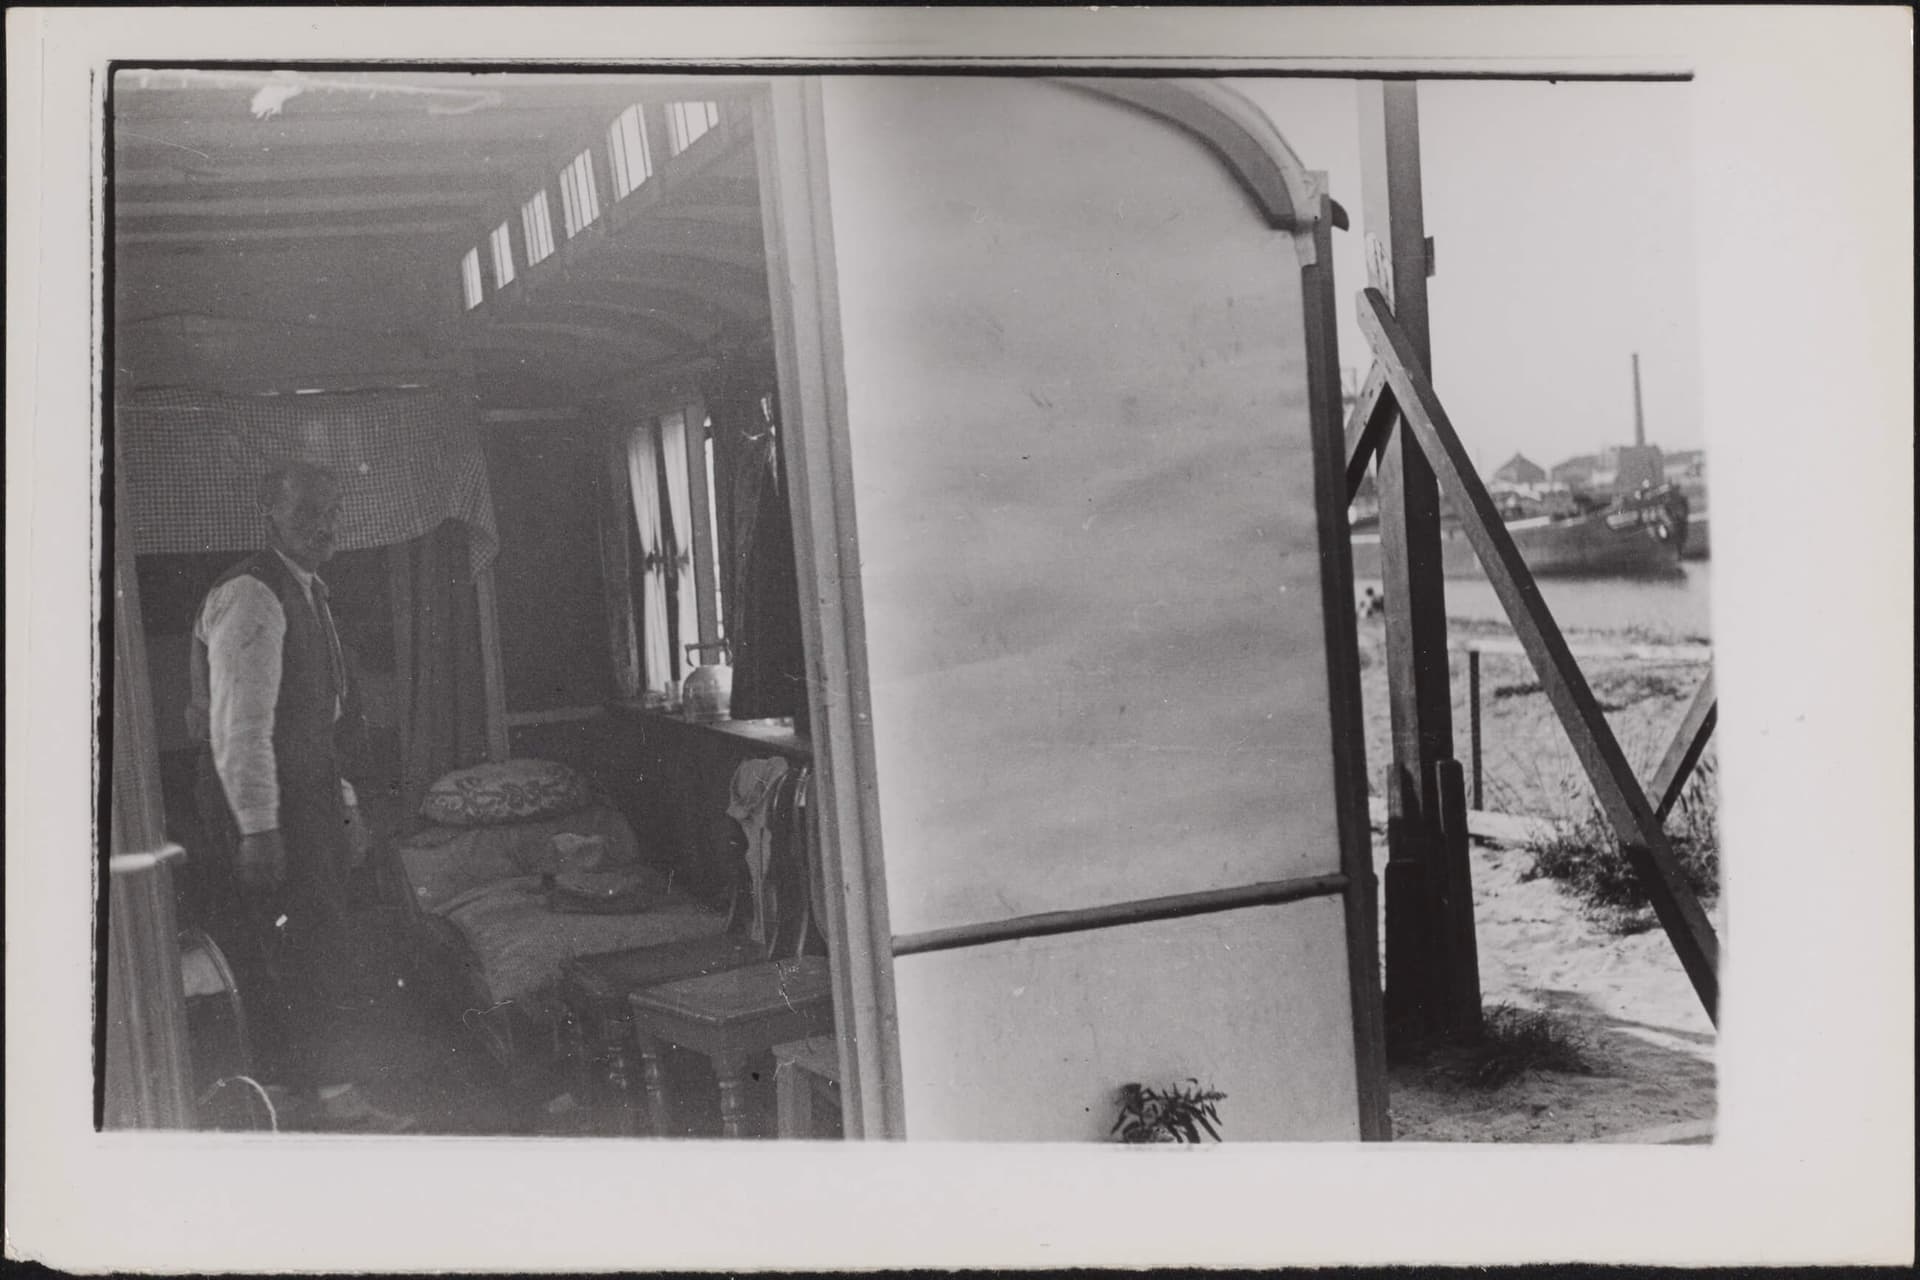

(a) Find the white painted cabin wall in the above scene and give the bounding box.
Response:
[810,77,1359,1139]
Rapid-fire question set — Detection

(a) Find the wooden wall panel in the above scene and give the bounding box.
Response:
[891,897,1360,1141]
[819,78,1339,938]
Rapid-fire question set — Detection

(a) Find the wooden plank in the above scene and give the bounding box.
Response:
[1650,666,1718,825]
[756,78,908,1141]
[118,191,497,218]
[1357,286,1720,1022]
[1297,185,1392,1141]
[893,874,1350,959]
[117,221,465,245]
[1359,80,1471,1043]
[1343,360,1393,503]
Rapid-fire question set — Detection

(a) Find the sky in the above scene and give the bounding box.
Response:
[1236,78,1703,474]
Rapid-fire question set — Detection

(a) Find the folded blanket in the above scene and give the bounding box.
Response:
[397,805,644,914]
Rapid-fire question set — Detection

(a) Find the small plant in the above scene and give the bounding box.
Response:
[1111,1079,1226,1144]
[1522,760,1719,935]
[1457,1004,1599,1088]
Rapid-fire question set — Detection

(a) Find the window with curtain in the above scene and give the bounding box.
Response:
[624,404,730,701]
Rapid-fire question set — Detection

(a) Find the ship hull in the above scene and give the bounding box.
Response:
[1351,495,1688,580]
[1682,511,1710,560]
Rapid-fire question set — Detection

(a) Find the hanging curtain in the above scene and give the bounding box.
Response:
[626,423,674,700]
[118,386,498,578]
[400,519,489,820]
[702,374,775,644]
[658,410,703,677]
[599,431,643,701]
[729,409,808,723]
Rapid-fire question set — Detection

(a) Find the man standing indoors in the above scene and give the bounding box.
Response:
[191,460,414,1132]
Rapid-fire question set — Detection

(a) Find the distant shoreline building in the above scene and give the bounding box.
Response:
[1491,452,1546,487]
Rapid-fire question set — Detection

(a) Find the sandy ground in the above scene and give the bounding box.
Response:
[1354,612,1719,1143]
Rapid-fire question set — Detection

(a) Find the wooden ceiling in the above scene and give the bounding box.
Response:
[112,70,774,400]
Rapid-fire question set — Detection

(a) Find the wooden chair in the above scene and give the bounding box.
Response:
[552,761,807,1134]
[626,765,835,1138]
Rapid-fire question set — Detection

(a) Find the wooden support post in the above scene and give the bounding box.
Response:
[1358,82,1478,1044]
[1650,666,1717,825]
[1357,287,1720,1022]
[1469,648,1483,811]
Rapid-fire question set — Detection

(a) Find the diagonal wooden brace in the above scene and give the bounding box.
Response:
[1344,361,1395,504]
[1650,666,1719,825]
[1356,287,1721,1023]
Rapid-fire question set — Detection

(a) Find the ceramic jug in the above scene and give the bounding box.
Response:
[682,640,734,722]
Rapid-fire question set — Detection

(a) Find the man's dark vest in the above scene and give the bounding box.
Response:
[191,550,345,830]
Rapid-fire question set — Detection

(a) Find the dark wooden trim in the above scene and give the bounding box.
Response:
[1357,287,1720,1022]
[893,875,1352,959]
[1056,78,1316,231]
[757,78,908,1140]
[1651,666,1718,825]
[1297,182,1393,1141]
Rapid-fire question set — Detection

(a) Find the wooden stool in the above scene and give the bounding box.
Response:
[555,934,768,1134]
[628,956,834,1139]
[773,1037,842,1139]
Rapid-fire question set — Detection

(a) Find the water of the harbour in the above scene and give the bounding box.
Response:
[1355,561,1713,642]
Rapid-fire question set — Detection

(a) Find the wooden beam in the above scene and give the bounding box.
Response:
[117,192,498,218]
[116,221,465,245]
[115,160,536,186]
[1297,180,1392,1142]
[1358,81,1477,1043]
[551,257,771,321]
[1344,360,1393,503]
[1357,286,1720,1022]
[1650,666,1718,825]
[757,78,907,1140]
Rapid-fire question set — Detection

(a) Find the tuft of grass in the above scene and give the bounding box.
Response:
[1404,1003,1601,1089]
[1467,1004,1600,1087]
[1521,753,1720,934]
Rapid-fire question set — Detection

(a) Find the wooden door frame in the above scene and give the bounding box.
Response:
[755,74,1389,1142]
[754,76,909,1139]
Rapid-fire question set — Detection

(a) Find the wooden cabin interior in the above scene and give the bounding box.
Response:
[116,73,819,1136]
[107,70,1387,1141]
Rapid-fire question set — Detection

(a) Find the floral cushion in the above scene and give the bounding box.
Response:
[420,758,595,827]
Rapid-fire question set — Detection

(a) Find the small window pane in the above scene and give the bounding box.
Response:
[666,100,718,156]
[522,191,555,264]
[608,105,653,199]
[560,151,600,237]
[460,247,483,310]
[488,221,515,289]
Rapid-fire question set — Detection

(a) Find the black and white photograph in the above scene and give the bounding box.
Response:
[7,6,1913,1271]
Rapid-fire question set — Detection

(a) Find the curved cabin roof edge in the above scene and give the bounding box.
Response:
[1056,77,1327,233]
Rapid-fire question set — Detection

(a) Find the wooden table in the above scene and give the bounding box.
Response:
[628,956,834,1139]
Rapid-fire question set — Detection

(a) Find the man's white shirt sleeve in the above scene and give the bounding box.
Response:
[198,576,285,835]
